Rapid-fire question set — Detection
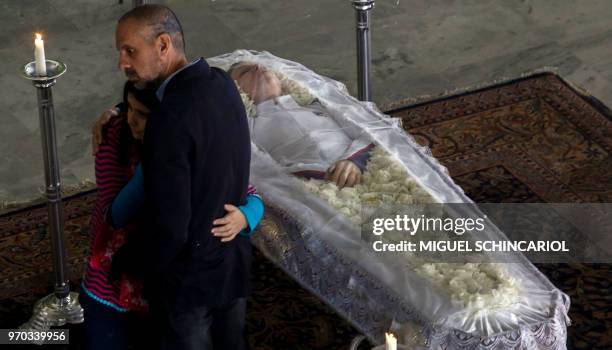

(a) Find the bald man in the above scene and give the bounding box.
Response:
[101,5,252,350]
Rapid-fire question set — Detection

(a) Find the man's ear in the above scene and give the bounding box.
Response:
[157,33,172,56]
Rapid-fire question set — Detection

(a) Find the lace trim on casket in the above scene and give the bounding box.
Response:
[253,204,570,349]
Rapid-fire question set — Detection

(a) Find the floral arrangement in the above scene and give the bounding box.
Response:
[299,146,521,310]
[301,146,435,223]
[234,82,257,118]
[276,72,317,106]
[416,262,520,309]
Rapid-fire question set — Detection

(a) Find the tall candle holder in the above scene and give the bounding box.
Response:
[19,59,84,330]
[352,0,375,102]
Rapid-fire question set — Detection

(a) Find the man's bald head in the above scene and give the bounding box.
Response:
[116,4,188,88]
[119,4,185,54]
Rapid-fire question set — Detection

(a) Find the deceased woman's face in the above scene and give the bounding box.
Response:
[127,92,150,140]
[230,63,282,104]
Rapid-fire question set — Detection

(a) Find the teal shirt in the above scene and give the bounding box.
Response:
[109,162,264,233]
[239,194,264,235]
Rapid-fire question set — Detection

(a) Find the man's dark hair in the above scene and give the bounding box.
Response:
[119,4,185,53]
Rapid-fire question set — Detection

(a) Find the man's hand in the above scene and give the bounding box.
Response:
[325,160,362,188]
[91,107,120,155]
[212,204,248,242]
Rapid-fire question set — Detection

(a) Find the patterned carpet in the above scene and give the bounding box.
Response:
[1,72,610,349]
[0,192,361,350]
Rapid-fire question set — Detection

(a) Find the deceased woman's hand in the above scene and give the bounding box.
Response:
[212,204,248,242]
[91,107,120,155]
[326,160,362,188]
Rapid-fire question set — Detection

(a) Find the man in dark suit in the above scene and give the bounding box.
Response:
[110,5,252,349]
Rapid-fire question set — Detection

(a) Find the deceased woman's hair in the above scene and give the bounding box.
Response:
[228,61,282,104]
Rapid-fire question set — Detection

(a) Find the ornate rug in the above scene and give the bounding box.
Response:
[0,191,361,350]
[1,72,610,349]
[390,72,612,203]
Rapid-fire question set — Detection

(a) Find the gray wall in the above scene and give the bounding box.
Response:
[1,0,611,202]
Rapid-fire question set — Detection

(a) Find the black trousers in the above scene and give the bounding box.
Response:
[152,297,248,350]
[79,292,155,350]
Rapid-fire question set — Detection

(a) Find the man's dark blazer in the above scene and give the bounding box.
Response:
[117,58,252,311]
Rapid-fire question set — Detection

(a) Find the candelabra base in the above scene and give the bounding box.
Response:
[20,292,84,331]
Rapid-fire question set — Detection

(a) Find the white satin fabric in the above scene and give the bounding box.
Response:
[251,95,371,173]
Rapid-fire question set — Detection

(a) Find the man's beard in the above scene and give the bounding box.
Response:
[125,69,157,90]
[134,80,156,90]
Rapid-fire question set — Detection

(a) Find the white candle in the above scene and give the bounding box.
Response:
[34,33,47,76]
[385,332,397,350]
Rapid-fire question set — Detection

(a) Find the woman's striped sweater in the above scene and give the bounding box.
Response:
[83,117,260,312]
[83,117,136,311]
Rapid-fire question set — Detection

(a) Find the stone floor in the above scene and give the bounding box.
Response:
[1,0,612,202]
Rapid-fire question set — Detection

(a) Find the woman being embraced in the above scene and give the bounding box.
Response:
[81,82,264,350]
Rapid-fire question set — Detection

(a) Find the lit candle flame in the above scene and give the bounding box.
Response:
[385,332,397,350]
[34,32,46,76]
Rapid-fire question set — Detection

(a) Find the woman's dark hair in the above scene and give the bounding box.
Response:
[118,81,158,165]
[122,81,159,111]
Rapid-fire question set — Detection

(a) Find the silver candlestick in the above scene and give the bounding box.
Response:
[19,60,84,331]
[352,0,375,101]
